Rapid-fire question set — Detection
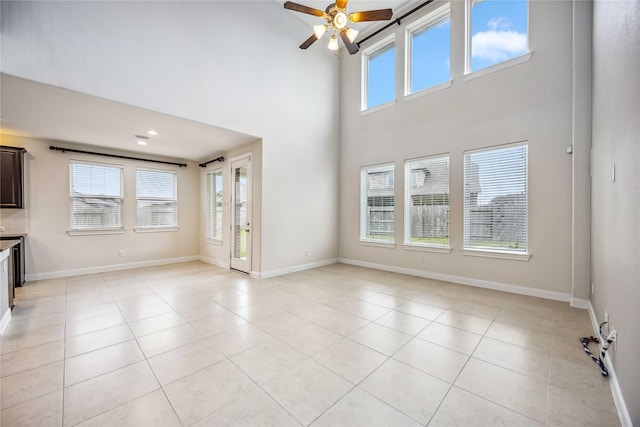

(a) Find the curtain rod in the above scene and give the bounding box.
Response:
[198,156,224,168]
[357,0,435,48]
[49,146,188,167]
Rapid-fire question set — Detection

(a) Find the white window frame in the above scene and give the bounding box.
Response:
[69,160,124,233]
[464,0,530,76]
[360,163,396,246]
[207,168,223,243]
[405,3,451,96]
[135,167,178,231]
[463,142,529,260]
[361,34,396,112]
[403,154,451,252]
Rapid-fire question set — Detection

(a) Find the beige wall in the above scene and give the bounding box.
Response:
[591,0,640,423]
[0,134,200,279]
[339,0,575,296]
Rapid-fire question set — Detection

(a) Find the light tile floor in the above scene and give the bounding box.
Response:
[0,261,621,426]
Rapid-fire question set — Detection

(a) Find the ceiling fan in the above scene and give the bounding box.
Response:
[284,0,393,54]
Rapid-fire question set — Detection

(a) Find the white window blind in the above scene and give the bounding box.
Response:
[70,161,123,230]
[464,144,528,253]
[136,168,177,228]
[404,155,449,248]
[360,163,395,243]
[207,169,223,240]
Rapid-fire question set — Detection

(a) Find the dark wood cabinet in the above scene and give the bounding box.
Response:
[0,146,26,208]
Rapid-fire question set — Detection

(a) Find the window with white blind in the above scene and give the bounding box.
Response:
[207,169,223,241]
[136,168,177,229]
[404,155,449,248]
[464,144,528,253]
[70,161,123,231]
[360,163,395,243]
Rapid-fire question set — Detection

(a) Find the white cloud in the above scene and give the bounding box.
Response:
[487,16,512,31]
[471,30,527,62]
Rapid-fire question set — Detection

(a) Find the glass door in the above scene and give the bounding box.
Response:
[230,156,252,273]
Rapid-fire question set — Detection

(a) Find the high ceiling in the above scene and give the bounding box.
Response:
[0,1,413,162]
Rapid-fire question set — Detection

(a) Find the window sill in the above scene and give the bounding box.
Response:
[463,52,533,82]
[207,238,223,246]
[404,80,452,102]
[360,240,396,249]
[68,229,126,236]
[462,249,530,261]
[403,244,452,254]
[134,227,179,233]
[360,99,397,115]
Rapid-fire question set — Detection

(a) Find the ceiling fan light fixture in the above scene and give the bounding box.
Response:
[328,34,339,50]
[333,11,348,29]
[345,27,359,42]
[313,24,328,39]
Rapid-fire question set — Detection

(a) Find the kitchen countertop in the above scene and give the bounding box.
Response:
[0,233,27,239]
[0,240,21,252]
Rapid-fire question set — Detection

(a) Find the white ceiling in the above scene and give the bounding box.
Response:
[0,74,258,162]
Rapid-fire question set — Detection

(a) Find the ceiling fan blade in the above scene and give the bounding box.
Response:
[336,0,349,9]
[339,30,359,55]
[348,9,393,23]
[299,33,319,49]
[283,1,325,17]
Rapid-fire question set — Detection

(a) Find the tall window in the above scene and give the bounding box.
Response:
[361,163,395,243]
[70,161,123,230]
[136,168,177,228]
[467,0,528,73]
[404,155,449,248]
[363,36,395,110]
[464,144,528,253]
[207,169,223,240]
[407,4,451,95]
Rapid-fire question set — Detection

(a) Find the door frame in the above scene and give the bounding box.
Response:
[229,153,252,274]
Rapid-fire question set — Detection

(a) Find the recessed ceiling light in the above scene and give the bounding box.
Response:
[147,130,158,136]
[137,140,148,146]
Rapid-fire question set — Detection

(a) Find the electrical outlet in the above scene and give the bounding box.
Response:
[304,249,309,256]
[419,255,424,263]
[118,250,125,257]
[0,226,6,232]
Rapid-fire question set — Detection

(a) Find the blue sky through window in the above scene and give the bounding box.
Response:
[365,1,527,107]
[367,44,395,109]
[471,0,528,72]
[411,18,450,93]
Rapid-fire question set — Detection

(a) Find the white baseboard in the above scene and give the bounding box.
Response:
[570,297,590,309]
[259,258,339,279]
[25,256,200,281]
[587,301,633,427]
[339,258,572,302]
[0,309,11,335]
[198,255,230,270]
